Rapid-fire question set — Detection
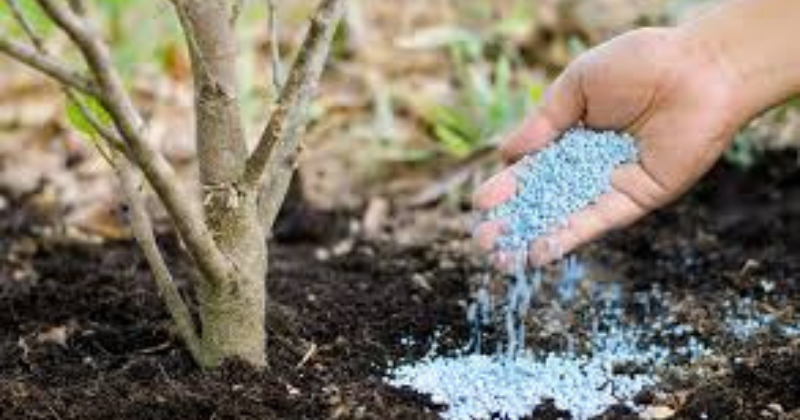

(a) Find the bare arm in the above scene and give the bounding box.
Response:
[680,0,800,122]
[474,0,800,267]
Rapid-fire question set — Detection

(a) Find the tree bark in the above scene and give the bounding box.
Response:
[174,0,269,367]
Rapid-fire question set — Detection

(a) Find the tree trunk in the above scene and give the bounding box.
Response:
[197,265,266,367]
[172,0,267,368]
[197,193,268,367]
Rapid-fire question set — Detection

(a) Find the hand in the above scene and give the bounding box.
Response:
[473,27,744,267]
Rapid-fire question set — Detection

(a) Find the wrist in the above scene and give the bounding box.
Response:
[674,0,800,123]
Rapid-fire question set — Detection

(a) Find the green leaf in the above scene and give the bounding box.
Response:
[66,99,95,137]
[493,56,512,105]
[428,105,462,130]
[465,67,493,111]
[434,124,473,158]
[65,95,112,138]
[429,105,479,143]
[65,95,116,164]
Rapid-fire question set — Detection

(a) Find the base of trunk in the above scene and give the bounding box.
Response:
[197,276,266,368]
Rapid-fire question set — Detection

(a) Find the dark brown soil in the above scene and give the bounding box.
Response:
[599,150,800,420]
[0,150,798,420]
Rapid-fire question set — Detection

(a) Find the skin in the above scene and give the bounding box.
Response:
[473,0,800,268]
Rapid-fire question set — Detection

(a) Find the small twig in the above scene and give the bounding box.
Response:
[295,342,317,369]
[1,0,101,98]
[157,362,183,395]
[0,36,100,97]
[266,0,284,91]
[0,0,99,96]
[5,0,126,164]
[3,0,45,49]
[45,403,63,420]
[3,0,119,160]
[16,337,30,365]
[245,0,345,187]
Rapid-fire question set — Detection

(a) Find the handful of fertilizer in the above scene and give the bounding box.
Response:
[487,127,639,260]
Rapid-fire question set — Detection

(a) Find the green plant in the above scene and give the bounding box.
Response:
[425,49,542,158]
[409,1,542,159]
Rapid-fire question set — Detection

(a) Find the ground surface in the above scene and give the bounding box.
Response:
[0,151,798,420]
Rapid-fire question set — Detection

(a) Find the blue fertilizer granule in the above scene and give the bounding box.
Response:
[723,297,800,340]
[388,352,654,420]
[488,128,638,255]
[388,301,683,420]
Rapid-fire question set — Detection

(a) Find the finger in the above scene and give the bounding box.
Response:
[499,115,559,163]
[471,168,517,211]
[500,68,586,162]
[529,190,647,266]
[473,219,505,252]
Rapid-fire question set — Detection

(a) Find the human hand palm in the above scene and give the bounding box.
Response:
[474,28,740,266]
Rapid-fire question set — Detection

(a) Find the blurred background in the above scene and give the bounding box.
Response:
[1,0,798,247]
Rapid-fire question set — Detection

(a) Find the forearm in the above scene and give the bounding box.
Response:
[677,0,800,122]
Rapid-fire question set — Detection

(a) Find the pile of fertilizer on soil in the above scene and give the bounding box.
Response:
[389,352,651,420]
[388,268,721,420]
[388,305,671,420]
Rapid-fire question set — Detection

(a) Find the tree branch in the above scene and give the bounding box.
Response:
[0,36,100,97]
[267,0,284,91]
[35,0,235,287]
[116,157,205,364]
[243,0,345,227]
[169,0,248,188]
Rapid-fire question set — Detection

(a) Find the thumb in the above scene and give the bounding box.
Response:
[500,65,586,162]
